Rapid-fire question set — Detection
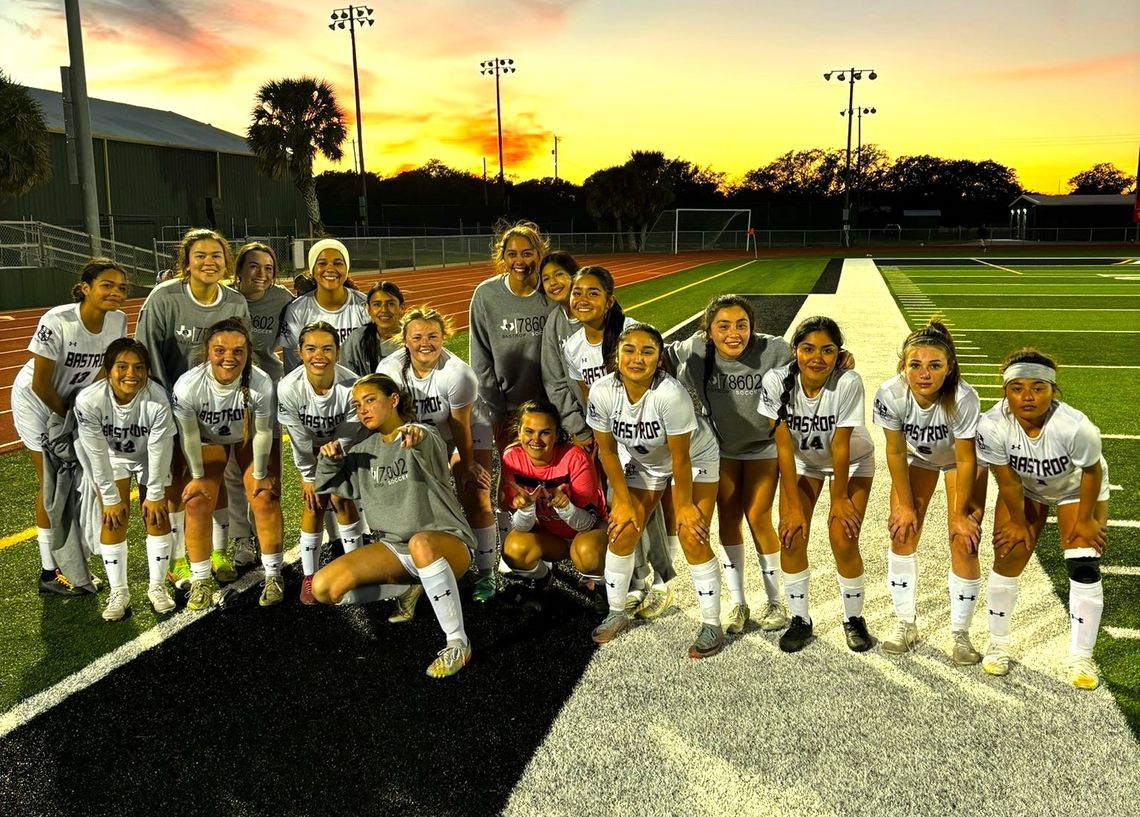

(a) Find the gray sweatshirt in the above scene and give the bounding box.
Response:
[467,275,549,425]
[339,325,401,376]
[667,332,792,459]
[135,279,252,391]
[314,424,475,553]
[241,284,294,382]
[540,305,589,440]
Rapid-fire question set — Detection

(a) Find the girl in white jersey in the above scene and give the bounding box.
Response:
[975,349,1109,690]
[134,228,251,589]
[873,320,986,663]
[377,306,493,621]
[758,316,875,654]
[74,339,177,620]
[277,321,364,604]
[279,239,368,373]
[13,258,128,595]
[172,318,283,610]
[312,374,475,679]
[588,324,726,660]
[667,295,794,636]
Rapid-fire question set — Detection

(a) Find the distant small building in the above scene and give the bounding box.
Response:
[1008,193,1135,239]
[0,88,306,248]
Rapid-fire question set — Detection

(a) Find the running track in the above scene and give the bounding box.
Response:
[0,251,740,453]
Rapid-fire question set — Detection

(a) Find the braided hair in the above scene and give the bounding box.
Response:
[572,266,626,374]
[777,316,844,427]
[697,294,757,410]
[201,317,255,443]
[898,318,961,413]
[360,281,405,372]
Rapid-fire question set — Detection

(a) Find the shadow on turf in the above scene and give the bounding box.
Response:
[0,564,603,817]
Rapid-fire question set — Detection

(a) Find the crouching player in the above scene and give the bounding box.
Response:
[976,349,1109,689]
[74,338,177,620]
[311,374,476,678]
[499,400,608,602]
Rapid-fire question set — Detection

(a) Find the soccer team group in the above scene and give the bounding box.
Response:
[14,221,1110,684]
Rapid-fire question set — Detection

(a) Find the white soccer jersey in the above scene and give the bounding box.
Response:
[277,364,362,481]
[758,365,874,473]
[587,371,719,473]
[15,304,127,402]
[563,318,635,388]
[975,401,1103,503]
[377,349,478,443]
[73,379,175,504]
[278,290,369,371]
[873,375,980,469]
[171,363,274,446]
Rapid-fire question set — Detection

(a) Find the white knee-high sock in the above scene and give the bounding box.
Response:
[689,557,722,625]
[299,531,321,575]
[337,519,363,554]
[986,571,1020,645]
[420,557,466,644]
[604,550,636,614]
[784,568,811,622]
[1068,580,1103,659]
[757,550,782,604]
[169,512,186,560]
[145,534,172,586]
[837,572,866,621]
[37,527,56,571]
[720,543,746,605]
[100,543,128,589]
[887,551,918,621]
[211,509,229,553]
[262,551,283,578]
[948,571,981,632]
[474,525,498,572]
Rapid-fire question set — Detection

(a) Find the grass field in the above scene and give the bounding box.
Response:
[0,255,828,713]
[879,257,1140,733]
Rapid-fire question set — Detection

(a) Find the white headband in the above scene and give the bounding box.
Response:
[308,238,350,273]
[1003,362,1056,384]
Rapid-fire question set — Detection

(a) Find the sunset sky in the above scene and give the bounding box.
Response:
[3,0,1138,193]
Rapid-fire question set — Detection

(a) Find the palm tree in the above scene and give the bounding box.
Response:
[0,70,52,199]
[247,77,346,236]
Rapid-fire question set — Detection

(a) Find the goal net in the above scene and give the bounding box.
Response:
[647,208,752,253]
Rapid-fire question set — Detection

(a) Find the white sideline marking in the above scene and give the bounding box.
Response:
[0,546,299,739]
[1046,517,1140,529]
[1104,626,1140,640]
[1103,566,1140,577]
[1104,434,1140,440]
[952,328,1140,334]
[624,260,757,311]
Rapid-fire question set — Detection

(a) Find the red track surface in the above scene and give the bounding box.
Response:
[0,251,739,453]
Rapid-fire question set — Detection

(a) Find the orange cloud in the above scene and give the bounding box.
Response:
[973,51,1140,81]
[438,109,549,168]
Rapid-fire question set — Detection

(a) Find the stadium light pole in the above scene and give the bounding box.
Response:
[480,57,515,207]
[330,5,375,234]
[824,68,877,245]
[841,106,877,172]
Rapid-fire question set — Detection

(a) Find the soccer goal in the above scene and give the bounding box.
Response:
[649,208,753,253]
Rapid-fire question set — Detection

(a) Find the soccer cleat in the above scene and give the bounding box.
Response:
[388,585,424,623]
[779,615,814,653]
[951,630,982,665]
[1067,656,1100,690]
[259,575,285,607]
[233,537,258,569]
[981,643,1012,677]
[147,583,176,615]
[591,611,632,645]
[843,616,874,652]
[187,579,215,611]
[882,619,919,655]
[471,570,497,603]
[38,568,87,597]
[758,601,789,632]
[688,623,726,659]
[724,603,750,635]
[635,585,673,620]
[211,549,237,584]
[426,639,472,679]
[167,558,192,590]
[624,584,647,615]
[299,575,316,606]
[101,588,132,622]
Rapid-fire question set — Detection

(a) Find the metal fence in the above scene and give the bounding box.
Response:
[0,220,174,285]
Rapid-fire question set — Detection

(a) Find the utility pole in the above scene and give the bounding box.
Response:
[63,0,101,253]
